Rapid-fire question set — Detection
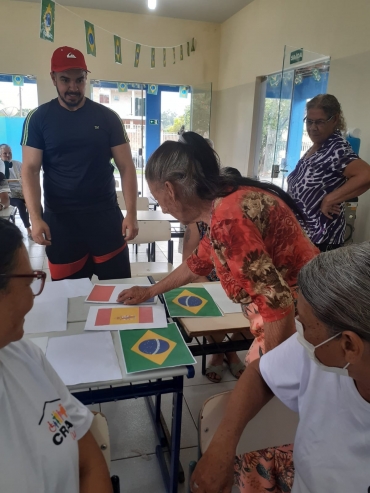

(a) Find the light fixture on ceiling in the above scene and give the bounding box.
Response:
[148,0,157,10]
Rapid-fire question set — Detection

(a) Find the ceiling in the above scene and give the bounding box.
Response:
[13,0,254,23]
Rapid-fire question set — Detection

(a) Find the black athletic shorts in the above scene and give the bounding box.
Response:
[44,206,131,281]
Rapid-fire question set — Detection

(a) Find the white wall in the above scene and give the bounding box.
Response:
[213,0,370,240]
[0,0,220,104]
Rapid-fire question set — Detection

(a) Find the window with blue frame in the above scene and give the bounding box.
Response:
[256,61,330,189]
[0,74,38,161]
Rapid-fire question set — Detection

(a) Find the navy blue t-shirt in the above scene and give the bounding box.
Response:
[21,98,129,213]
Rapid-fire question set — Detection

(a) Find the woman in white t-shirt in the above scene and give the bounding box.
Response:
[190,242,370,493]
[0,218,112,493]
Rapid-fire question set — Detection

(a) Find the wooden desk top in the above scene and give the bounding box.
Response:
[176,283,250,337]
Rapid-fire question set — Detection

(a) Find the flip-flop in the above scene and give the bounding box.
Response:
[224,359,246,379]
[205,364,224,383]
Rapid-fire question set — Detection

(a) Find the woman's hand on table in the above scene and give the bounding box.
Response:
[117,286,154,304]
[190,443,235,493]
[320,195,342,219]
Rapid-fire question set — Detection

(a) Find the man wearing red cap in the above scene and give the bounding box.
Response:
[21,46,138,281]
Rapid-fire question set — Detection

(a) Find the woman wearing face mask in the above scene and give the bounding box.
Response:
[287,94,370,252]
[190,242,370,493]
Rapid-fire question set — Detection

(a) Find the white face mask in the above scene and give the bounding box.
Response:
[296,320,350,377]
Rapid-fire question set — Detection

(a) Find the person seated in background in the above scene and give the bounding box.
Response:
[190,242,370,493]
[287,94,370,252]
[0,172,10,212]
[182,166,246,382]
[0,218,112,493]
[0,144,33,238]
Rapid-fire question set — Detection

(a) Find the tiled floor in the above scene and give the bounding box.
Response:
[18,215,242,492]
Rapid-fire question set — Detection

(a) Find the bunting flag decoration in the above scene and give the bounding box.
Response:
[163,48,167,67]
[151,48,155,69]
[191,37,196,52]
[84,21,96,56]
[180,45,184,61]
[118,82,128,92]
[148,84,158,95]
[134,44,141,67]
[114,35,122,64]
[312,68,321,82]
[40,0,55,42]
[172,47,176,64]
[179,85,188,99]
[12,75,24,87]
[187,42,190,56]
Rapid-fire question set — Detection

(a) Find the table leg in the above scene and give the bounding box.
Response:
[168,240,174,264]
[169,384,184,492]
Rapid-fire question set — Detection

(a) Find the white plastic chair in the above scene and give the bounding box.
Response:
[189,391,299,491]
[116,192,149,211]
[128,220,174,281]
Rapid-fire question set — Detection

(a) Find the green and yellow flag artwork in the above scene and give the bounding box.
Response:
[180,45,184,61]
[120,323,196,373]
[40,0,55,42]
[12,75,24,87]
[191,37,196,52]
[187,41,190,56]
[84,20,96,56]
[114,35,122,64]
[118,82,128,92]
[172,47,176,64]
[164,288,222,318]
[179,85,189,99]
[151,48,155,69]
[148,84,158,95]
[134,44,141,68]
[163,48,167,67]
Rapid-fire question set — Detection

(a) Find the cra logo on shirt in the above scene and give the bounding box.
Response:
[38,398,77,445]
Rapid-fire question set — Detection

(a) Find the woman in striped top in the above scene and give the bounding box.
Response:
[287,94,370,252]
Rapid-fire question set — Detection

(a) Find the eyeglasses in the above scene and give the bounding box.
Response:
[303,115,334,128]
[0,270,46,296]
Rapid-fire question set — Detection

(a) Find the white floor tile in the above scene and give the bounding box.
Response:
[110,447,199,493]
[30,256,45,270]
[101,398,160,460]
[157,394,198,449]
[42,256,49,269]
[184,381,236,425]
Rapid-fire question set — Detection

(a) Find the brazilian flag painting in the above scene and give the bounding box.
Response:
[164,288,222,318]
[84,20,96,56]
[40,0,55,42]
[120,323,196,373]
[114,35,122,64]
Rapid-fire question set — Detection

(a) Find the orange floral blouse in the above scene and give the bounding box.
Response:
[187,187,319,323]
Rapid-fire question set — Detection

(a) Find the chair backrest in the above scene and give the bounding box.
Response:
[199,391,298,455]
[116,192,149,211]
[127,220,171,244]
[90,412,111,467]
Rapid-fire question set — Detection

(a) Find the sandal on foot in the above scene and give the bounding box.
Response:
[205,364,224,383]
[224,360,246,379]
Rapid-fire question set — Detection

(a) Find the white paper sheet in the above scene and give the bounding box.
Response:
[85,284,157,305]
[203,284,242,314]
[24,298,68,334]
[35,278,93,304]
[29,336,49,354]
[45,332,122,386]
[84,304,168,331]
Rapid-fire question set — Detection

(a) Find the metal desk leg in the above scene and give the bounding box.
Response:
[202,336,207,375]
[168,240,174,265]
[151,242,156,262]
[169,385,184,492]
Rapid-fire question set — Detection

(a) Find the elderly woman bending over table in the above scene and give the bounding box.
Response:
[118,132,318,363]
[0,218,112,493]
[191,241,370,493]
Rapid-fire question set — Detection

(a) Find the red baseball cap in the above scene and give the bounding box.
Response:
[51,46,90,73]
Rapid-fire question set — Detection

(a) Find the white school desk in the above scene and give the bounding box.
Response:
[122,209,178,223]
[27,276,194,492]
